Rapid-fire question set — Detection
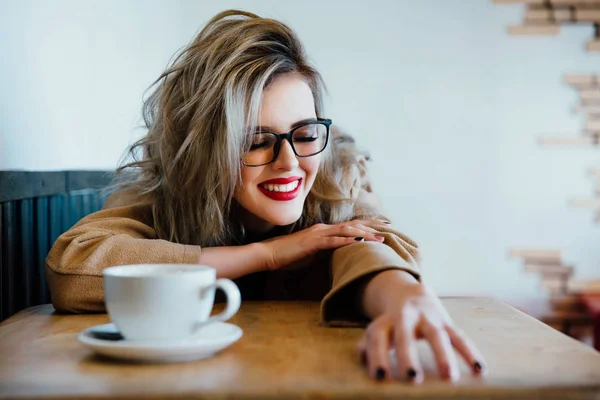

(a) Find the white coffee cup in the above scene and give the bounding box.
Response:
[103,264,241,341]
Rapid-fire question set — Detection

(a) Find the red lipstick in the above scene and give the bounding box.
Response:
[258,177,302,201]
[259,176,302,185]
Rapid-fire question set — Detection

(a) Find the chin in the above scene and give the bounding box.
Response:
[265,210,302,226]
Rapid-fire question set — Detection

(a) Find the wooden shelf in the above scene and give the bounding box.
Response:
[568,279,600,294]
[509,248,562,261]
[550,295,586,312]
[586,120,600,131]
[588,167,600,177]
[583,130,600,137]
[524,264,574,275]
[552,0,600,5]
[581,90,600,102]
[495,0,600,51]
[540,277,569,294]
[526,8,600,23]
[508,24,560,35]
[526,8,571,23]
[569,197,600,208]
[538,136,598,146]
[573,104,600,115]
[582,100,600,108]
[565,74,600,88]
[496,0,600,4]
[576,9,600,22]
[587,39,600,52]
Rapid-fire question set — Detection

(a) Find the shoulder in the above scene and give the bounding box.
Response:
[103,187,153,210]
[330,126,373,198]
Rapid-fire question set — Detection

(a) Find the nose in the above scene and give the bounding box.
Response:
[272,139,299,170]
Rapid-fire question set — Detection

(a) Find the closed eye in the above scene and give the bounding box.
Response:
[293,137,318,143]
[249,141,271,150]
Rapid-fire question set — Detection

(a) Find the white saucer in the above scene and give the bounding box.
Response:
[78,322,243,363]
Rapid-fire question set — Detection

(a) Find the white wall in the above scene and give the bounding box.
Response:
[1,0,598,297]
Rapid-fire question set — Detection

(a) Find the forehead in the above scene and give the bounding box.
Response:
[259,73,316,131]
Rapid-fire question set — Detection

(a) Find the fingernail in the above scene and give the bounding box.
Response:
[406,368,417,380]
[354,237,364,241]
[383,220,391,224]
[374,235,384,241]
[442,365,453,380]
[360,352,367,366]
[473,361,483,373]
[375,368,386,381]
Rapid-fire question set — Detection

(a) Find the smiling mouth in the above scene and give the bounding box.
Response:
[258,179,301,193]
[257,178,303,201]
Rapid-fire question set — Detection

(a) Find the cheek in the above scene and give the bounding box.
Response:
[236,167,261,199]
[301,156,321,185]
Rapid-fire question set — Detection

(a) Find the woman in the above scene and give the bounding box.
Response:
[46,9,486,382]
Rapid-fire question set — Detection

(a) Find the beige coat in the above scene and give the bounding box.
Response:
[45,131,421,326]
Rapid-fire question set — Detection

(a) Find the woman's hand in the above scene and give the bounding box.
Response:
[262,220,387,271]
[357,277,487,383]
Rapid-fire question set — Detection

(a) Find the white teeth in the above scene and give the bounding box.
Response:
[261,180,300,193]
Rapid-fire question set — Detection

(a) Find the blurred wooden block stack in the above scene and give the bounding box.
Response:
[565,74,600,143]
[538,74,599,148]
[509,248,593,340]
[494,1,599,348]
[537,74,600,222]
[493,1,599,223]
[493,0,600,52]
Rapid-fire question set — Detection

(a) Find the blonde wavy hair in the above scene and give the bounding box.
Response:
[117,9,375,247]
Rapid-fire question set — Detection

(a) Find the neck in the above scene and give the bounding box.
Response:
[238,207,275,234]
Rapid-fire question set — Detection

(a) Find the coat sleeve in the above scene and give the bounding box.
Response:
[319,127,422,326]
[319,225,421,326]
[45,193,202,313]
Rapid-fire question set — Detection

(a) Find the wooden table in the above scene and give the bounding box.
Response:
[581,294,600,351]
[1,298,600,399]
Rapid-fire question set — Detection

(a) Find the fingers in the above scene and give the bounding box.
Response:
[359,319,482,383]
[351,219,392,225]
[329,223,385,243]
[315,236,368,251]
[393,321,423,383]
[364,321,392,381]
[446,325,487,375]
[421,320,460,381]
[349,219,392,231]
[349,223,380,235]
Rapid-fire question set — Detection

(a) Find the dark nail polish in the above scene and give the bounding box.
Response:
[354,237,364,241]
[91,331,124,341]
[474,361,483,372]
[407,368,417,380]
[375,368,386,381]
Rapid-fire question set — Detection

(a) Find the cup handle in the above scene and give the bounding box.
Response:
[199,278,241,324]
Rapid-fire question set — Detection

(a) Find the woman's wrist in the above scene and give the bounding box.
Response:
[252,241,275,272]
[361,269,422,318]
[197,242,271,279]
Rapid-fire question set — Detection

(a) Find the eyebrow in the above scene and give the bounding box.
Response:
[252,118,319,133]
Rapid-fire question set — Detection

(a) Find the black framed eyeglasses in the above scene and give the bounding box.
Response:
[242,118,332,167]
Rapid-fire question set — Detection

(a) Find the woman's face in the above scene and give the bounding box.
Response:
[234,73,322,231]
